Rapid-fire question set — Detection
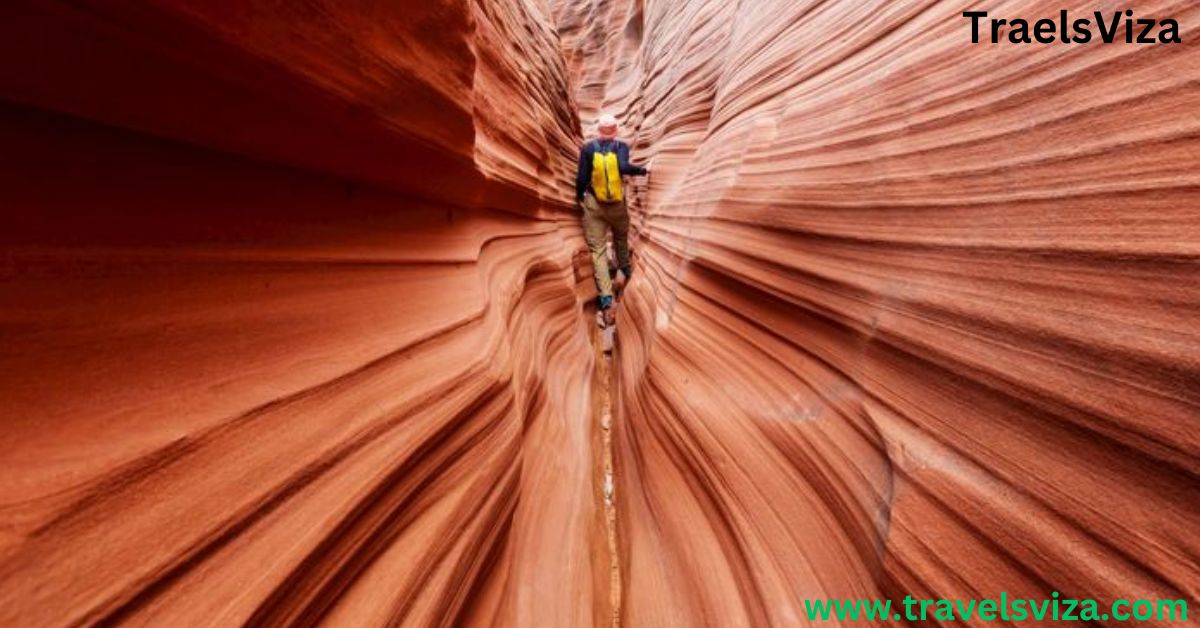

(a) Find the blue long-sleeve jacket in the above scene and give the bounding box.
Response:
[575,139,647,201]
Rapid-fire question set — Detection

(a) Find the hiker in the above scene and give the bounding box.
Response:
[576,113,649,324]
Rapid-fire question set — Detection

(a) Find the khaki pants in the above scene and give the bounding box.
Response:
[580,192,631,298]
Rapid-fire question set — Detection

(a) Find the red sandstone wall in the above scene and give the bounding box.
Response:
[553,0,1200,625]
[3,0,1199,626]
[0,1,608,626]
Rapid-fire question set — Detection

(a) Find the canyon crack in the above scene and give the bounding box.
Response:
[1,0,1198,626]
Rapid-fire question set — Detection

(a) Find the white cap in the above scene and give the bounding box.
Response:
[597,113,619,138]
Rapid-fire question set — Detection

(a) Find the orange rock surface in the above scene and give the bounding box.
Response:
[2,0,1199,626]
[554,0,1200,625]
[1,1,604,626]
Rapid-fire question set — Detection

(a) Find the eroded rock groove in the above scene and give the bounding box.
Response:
[2,0,1198,627]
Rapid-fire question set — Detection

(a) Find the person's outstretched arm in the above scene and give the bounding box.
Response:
[616,142,648,176]
[575,143,593,202]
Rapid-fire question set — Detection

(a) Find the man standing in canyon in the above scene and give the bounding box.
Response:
[576,113,650,325]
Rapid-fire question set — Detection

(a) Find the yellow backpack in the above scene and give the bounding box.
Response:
[590,141,624,202]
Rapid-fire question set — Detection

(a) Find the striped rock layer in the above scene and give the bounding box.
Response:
[2,0,1198,626]
[554,0,1200,625]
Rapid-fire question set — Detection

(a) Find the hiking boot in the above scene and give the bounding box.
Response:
[613,273,627,294]
[597,294,616,327]
[613,266,632,294]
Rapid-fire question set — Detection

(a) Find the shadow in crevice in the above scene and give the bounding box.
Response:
[623,1,643,48]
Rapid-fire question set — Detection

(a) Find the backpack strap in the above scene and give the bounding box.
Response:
[594,138,616,154]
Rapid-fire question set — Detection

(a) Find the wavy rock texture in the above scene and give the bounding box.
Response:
[553,0,1200,625]
[0,1,612,626]
[3,0,1200,626]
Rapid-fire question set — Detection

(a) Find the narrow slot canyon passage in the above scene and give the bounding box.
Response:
[2,1,1198,627]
